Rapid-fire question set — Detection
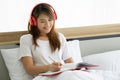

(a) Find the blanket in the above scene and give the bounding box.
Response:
[33,70,120,80]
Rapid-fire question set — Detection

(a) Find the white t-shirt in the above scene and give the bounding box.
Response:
[18,33,71,66]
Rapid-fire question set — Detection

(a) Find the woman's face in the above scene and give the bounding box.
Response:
[37,13,54,36]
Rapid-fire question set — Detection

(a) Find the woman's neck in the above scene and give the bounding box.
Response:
[38,36,48,40]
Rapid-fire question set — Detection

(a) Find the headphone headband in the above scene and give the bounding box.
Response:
[29,3,57,26]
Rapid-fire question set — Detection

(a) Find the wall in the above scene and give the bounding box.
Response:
[80,37,120,56]
[0,0,120,32]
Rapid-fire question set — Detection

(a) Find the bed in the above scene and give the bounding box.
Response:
[0,23,120,80]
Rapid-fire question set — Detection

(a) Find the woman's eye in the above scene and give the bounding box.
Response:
[40,19,53,23]
[49,19,53,22]
[40,21,45,23]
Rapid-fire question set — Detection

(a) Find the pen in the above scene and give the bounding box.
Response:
[49,56,56,62]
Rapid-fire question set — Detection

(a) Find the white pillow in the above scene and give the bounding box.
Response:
[67,40,83,63]
[1,48,33,80]
[83,50,120,71]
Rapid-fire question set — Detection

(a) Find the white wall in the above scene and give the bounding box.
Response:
[0,0,120,32]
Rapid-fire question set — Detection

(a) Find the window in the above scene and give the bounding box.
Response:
[1,0,120,32]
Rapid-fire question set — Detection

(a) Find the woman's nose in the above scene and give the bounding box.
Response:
[45,21,50,26]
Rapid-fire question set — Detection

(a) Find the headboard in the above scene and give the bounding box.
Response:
[0,23,120,45]
[0,23,120,80]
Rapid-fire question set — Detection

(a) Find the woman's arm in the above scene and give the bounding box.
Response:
[64,57,74,63]
[21,56,61,76]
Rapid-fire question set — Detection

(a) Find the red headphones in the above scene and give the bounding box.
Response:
[29,3,57,26]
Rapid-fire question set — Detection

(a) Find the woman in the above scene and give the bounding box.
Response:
[19,3,103,80]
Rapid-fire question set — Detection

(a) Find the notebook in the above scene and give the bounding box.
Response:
[38,62,98,76]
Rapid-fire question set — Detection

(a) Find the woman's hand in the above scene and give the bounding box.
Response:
[48,62,62,72]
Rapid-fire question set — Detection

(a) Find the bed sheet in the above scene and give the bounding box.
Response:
[33,70,120,80]
[90,70,120,80]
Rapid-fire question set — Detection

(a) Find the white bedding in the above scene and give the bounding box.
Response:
[32,70,120,80]
[90,70,120,80]
[33,49,120,80]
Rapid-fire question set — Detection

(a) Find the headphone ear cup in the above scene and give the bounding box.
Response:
[30,16,37,26]
[54,11,57,20]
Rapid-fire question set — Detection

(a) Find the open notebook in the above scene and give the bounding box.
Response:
[38,62,98,76]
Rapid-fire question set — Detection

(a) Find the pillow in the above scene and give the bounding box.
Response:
[67,40,83,63]
[1,48,33,80]
[83,50,120,71]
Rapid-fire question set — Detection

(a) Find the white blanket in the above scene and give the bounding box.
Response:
[33,70,120,80]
